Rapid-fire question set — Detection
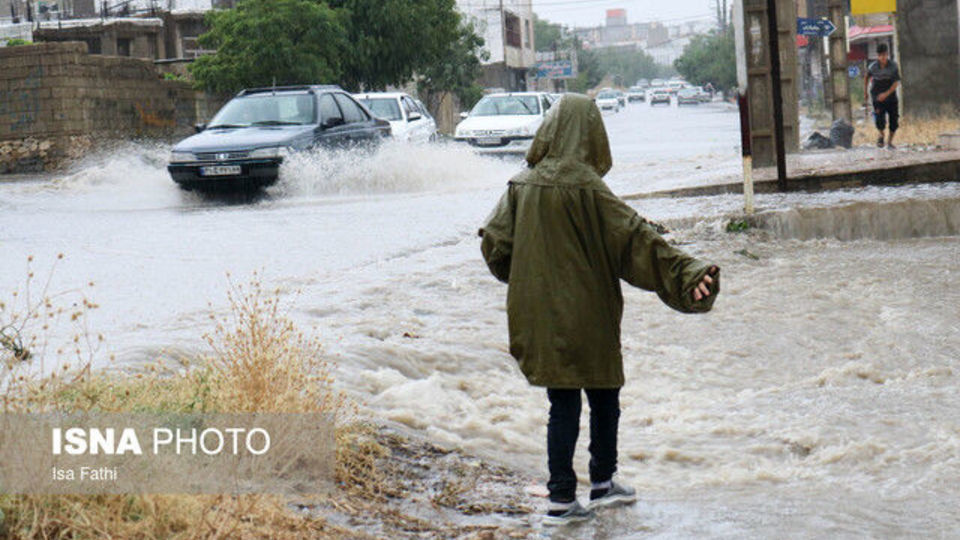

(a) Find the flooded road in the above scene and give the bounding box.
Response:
[2,101,959,537]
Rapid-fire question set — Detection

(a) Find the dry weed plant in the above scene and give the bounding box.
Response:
[853,112,960,147]
[1,268,385,539]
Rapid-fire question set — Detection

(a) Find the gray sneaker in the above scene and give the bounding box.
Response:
[587,481,637,510]
[542,500,594,526]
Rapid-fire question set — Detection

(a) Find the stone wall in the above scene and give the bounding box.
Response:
[897,0,960,117]
[0,41,224,173]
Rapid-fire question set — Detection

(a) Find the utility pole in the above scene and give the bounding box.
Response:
[765,0,787,190]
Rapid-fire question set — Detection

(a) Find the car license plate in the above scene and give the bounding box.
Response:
[476,137,502,146]
[200,165,242,176]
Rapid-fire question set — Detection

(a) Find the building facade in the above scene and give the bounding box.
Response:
[456,0,536,91]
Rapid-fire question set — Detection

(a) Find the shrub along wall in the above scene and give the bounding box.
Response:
[0,41,224,173]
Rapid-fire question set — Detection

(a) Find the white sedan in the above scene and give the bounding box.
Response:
[354,92,438,143]
[594,91,621,112]
[454,92,553,154]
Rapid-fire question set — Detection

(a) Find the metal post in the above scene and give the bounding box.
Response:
[765,0,788,191]
[738,92,754,214]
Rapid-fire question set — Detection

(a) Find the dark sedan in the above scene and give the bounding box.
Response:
[168,85,391,191]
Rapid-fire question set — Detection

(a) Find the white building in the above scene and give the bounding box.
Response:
[456,0,535,91]
[646,36,691,67]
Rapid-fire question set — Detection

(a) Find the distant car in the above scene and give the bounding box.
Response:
[627,86,646,102]
[354,91,437,143]
[454,92,553,154]
[694,86,711,103]
[168,85,391,191]
[648,88,671,106]
[667,80,687,95]
[636,78,650,90]
[677,88,700,105]
[649,78,666,88]
[595,91,621,112]
[613,90,627,107]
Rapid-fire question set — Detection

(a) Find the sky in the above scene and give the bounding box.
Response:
[533,0,716,29]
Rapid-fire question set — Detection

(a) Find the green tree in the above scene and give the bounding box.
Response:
[534,15,562,52]
[567,47,602,93]
[673,29,736,92]
[327,0,464,91]
[595,46,669,88]
[189,0,347,94]
[417,21,488,112]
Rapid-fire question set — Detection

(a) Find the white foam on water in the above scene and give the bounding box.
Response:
[272,139,521,197]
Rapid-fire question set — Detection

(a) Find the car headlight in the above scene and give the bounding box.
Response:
[249,146,289,159]
[169,151,196,163]
[506,126,534,137]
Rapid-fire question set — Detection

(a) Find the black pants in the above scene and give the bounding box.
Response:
[873,98,899,133]
[546,388,620,502]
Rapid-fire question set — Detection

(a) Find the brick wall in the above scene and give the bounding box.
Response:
[0,41,224,172]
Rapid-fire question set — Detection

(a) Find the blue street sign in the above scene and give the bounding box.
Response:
[797,17,837,36]
[848,65,861,78]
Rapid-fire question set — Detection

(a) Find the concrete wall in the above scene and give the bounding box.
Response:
[0,41,224,172]
[897,0,960,116]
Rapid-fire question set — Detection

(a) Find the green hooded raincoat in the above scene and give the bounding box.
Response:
[479,94,720,389]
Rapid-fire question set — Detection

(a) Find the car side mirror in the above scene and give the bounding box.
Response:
[194,122,206,133]
[321,117,345,130]
[408,111,421,122]
[459,111,469,119]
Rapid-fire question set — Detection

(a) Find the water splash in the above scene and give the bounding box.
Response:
[272,140,521,197]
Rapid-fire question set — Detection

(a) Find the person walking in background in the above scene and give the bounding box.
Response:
[867,43,901,149]
[479,94,720,527]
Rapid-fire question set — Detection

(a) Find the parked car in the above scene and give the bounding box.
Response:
[677,87,700,105]
[595,91,621,112]
[648,88,671,106]
[354,92,437,143]
[627,86,646,102]
[168,85,390,191]
[454,92,553,154]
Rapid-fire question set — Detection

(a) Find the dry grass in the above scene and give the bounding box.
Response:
[853,113,960,147]
[0,271,384,539]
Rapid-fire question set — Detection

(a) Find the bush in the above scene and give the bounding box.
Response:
[0,268,378,539]
[4,39,31,47]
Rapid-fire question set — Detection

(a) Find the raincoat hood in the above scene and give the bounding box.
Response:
[524,94,613,183]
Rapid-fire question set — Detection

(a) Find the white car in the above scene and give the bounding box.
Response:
[454,92,553,154]
[354,92,437,143]
[595,90,620,112]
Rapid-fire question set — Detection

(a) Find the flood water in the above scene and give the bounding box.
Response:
[2,101,958,538]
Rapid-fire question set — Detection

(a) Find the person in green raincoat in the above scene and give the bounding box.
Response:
[479,94,720,526]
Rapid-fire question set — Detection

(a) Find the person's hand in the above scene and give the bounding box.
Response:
[878,91,890,102]
[692,266,718,302]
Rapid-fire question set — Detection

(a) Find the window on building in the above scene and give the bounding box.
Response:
[504,12,521,49]
[116,38,131,57]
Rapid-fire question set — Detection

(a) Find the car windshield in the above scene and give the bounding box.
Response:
[359,98,402,121]
[470,95,540,116]
[208,93,316,128]
[679,89,697,96]
[597,92,617,99]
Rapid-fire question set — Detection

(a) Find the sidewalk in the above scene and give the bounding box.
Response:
[624,146,960,199]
